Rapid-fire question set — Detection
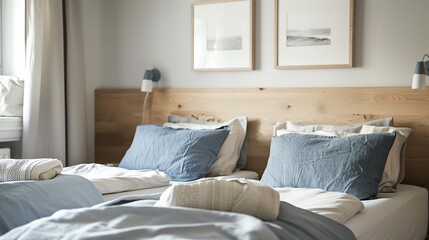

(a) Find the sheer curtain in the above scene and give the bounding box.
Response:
[23,0,87,166]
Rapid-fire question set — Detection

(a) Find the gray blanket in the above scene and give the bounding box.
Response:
[1,198,356,240]
[0,174,104,235]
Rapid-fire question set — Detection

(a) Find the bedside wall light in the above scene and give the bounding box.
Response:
[412,54,429,90]
[141,68,161,123]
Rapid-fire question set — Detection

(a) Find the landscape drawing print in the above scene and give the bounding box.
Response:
[207,36,243,51]
[286,12,331,48]
[286,28,331,47]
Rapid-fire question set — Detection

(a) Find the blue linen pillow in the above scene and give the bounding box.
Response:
[261,132,396,200]
[167,114,249,170]
[119,125,230,181]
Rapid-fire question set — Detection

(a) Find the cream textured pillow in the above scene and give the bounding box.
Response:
[0,76,24,117]
[163,116,247,176]
[155,178,280,221]
[273,117,393,136]
[359,125,411,192]
[276,129,339,137]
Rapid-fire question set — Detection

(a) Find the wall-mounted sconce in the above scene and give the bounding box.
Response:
[141,68,161,123]
[412,54,429,90]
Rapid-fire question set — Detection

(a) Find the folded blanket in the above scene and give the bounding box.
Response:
[155,178,280,221]
[62,163,172,194]
[0,158,63,182]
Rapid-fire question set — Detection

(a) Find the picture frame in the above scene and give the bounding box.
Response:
[192,0,255,71]
[275,0,354,69]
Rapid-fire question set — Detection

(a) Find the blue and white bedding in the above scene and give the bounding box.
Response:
[1,198,357,240]
[2,117,397,239]
[0,174,104,234]
[0,166,363,239]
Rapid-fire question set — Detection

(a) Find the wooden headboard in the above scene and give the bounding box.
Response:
[95,87,429,192]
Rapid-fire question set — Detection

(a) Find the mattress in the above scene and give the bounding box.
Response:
[0,117,22,142]
[345,184,428,240]
[102,170,259,201]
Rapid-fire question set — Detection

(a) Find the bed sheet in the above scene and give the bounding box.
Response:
[0,117,22,142]
[102,170,259,201]
[2,200,356,240]
[345,184,428,240]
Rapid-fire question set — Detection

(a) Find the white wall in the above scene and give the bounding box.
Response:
[1,0,25,77]
[89,0,429,89]
[80,0,429,161]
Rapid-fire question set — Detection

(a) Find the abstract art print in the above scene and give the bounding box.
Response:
[192,0,254,71]
[275,0,354,69]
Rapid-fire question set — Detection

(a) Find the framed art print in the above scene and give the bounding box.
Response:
[275,0,354,69]
[192,0,255,71]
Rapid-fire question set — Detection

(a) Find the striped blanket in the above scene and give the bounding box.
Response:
[0,158,62,182]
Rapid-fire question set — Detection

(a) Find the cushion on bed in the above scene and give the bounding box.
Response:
[155,178,280,221]
[164,116,247,176]
[168,115,248,171]
[119,125,229,181]
[359,125,411,192]
[167,115,248,171]
[167,115,209,124]
[275,120,410,193]
[273,117,395,193]
[261,132,396,200]
[273,117,393,135]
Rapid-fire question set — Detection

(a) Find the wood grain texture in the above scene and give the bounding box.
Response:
[94,89,147,164]
[95,87,429,193]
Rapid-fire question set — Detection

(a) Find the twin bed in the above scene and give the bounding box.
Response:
[0,87,428,239]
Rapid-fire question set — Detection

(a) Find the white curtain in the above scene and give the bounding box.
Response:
[64,0,88,166]
[23,0,87,166]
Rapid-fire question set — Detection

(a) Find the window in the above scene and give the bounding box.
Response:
[0,1,2,74]
[1,0,25,78]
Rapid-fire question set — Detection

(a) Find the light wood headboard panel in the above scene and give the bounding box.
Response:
[95,87,429,191]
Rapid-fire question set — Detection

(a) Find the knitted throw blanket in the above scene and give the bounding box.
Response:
[155,178,280,220]
[0,158,63,182]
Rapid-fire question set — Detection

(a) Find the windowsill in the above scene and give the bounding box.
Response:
[0,117,22,142]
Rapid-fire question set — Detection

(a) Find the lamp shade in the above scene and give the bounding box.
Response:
[141,69,153,92]
[141,79,153,92]
[140,68,161,93]
[140,68,161,123]
[143,70,152,81]
[412,61,426,90]
[425,60,429,75]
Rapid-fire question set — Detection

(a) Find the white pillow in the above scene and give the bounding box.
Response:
[359,125,411,192]
[0,76,24,117]
[273,118,393,136]
[163,116,247,176]
[276,129,339,137]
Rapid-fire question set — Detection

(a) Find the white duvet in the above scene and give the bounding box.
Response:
[277,187,364,224]
[63,164,171,194]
